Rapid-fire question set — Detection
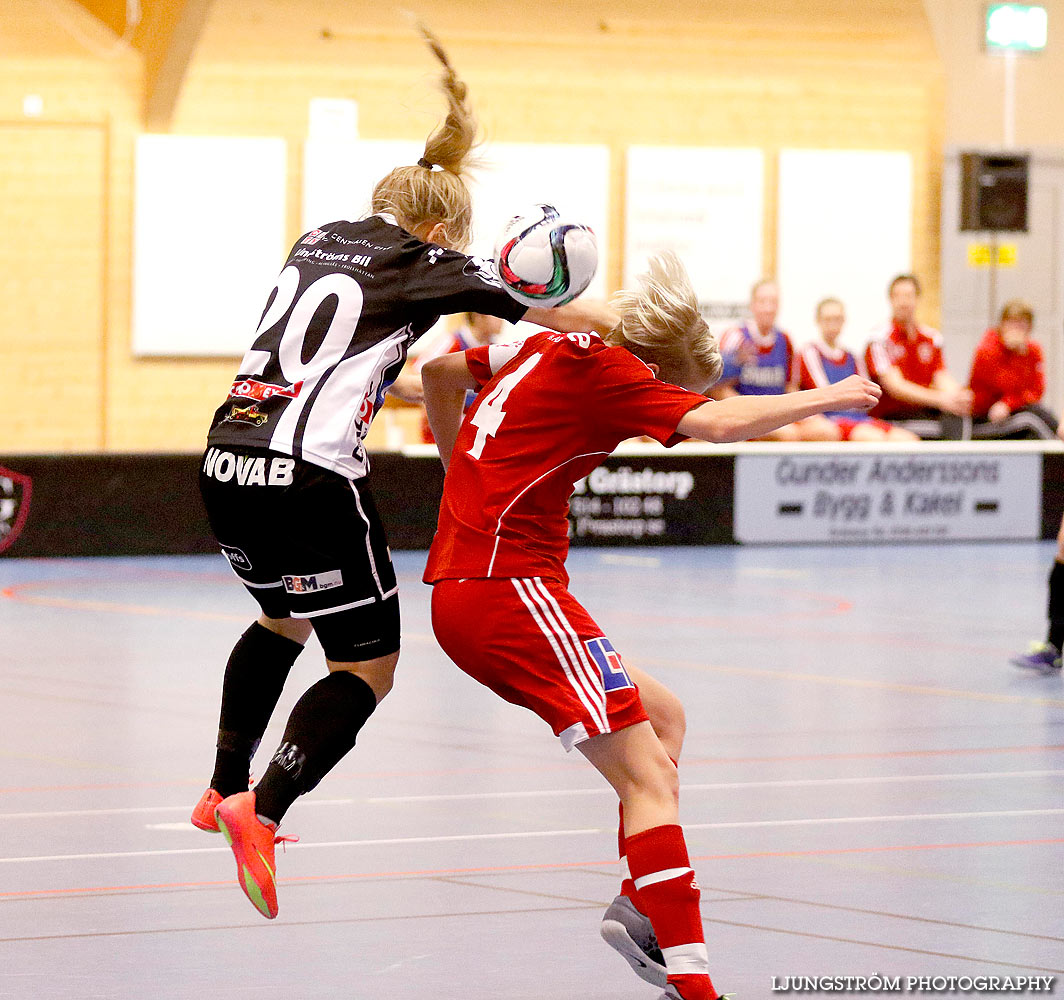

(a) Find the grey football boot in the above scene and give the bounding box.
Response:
[599,894,668,988]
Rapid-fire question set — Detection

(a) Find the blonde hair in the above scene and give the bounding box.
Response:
[815,296,845,319]
[370,24,478,250]
[750,277,778,300]
[1000,298,1034,326]
[605,252,722,388]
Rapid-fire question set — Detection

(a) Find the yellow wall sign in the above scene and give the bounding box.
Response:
[967,243,1017,267]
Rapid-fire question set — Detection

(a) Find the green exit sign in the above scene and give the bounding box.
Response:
[986,4,1048,51]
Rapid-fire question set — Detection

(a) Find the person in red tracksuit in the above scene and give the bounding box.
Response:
[968,299,1061,440]
[863,273,973,439]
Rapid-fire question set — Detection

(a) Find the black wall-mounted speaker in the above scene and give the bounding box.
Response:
[960,152,1029,232]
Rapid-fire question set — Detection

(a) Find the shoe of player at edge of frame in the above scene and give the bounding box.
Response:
[1009,641,1063,674]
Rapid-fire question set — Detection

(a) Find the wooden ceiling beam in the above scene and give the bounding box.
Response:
[68,0,130,39]
[137,0,214,131]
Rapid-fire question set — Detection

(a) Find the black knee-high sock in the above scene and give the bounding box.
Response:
[210,623,304,797]
[1048,560,1064,651]
[253,672,378,826]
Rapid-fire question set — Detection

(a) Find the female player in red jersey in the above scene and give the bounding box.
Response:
[422,253,881,1000]
[191,25,615,921]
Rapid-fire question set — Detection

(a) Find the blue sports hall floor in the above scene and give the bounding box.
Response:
[0,543,1061,999]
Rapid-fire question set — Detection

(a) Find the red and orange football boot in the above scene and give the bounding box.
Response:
[190,789,224,832]
[214,790,297,920]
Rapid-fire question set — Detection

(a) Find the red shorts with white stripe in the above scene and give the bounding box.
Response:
[431,577,647,751]
[830,415,895,440]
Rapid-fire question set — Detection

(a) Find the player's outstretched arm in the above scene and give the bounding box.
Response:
[677,374,881,443]
[386,365,424,404]
[423,353,479,470]
[524,299,619,335]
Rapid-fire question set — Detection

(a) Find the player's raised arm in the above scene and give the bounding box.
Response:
[677,374,881,443]
[525,299,619,335]
[423,353,479,469]
[386,365,424,404]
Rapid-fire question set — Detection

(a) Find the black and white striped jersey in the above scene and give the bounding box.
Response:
[206,214,527,480]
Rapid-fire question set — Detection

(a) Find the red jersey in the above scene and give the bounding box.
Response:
[968,328,1045,417]
[864,321,945,419]
[423,331,708,586]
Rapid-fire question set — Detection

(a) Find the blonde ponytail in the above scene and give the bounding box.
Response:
[416,23,478,175]
[606,252,723,389]
[371,24,479,250]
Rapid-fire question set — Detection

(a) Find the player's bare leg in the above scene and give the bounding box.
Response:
[581,721,678,833]
[848,423,888,443]
[795,414,842,441]
[260,614,314,643]
[884,424,920,443]
[598,666,687,986]
[327,650,398,700]
[582,723,721,1000]
[627,664,685,761]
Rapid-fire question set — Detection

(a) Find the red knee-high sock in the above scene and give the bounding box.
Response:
[619,756,679,906]
[618,803,639,902]
[625,824,716,1000]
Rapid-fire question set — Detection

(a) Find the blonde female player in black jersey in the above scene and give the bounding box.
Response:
[191,25,616,920]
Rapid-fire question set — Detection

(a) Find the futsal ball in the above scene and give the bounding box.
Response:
[495,204,597,308]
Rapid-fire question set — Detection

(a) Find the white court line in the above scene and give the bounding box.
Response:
[366,770,1064,804]
[0,799,355,821]
[0,828,600,864]
[1,810,1061,865]
[3,772,1061,819]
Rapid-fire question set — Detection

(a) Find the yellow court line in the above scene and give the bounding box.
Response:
[7,588,1063,708]
[3,593,247,621]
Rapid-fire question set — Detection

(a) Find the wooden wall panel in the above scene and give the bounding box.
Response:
[0,124,107,451]
[1,0,945,453]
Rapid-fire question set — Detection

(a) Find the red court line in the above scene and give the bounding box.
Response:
[2,744,1061,795]
[684,745,1064,765]
[1,575,852,624]
[3,837,1060,902]
[1,572,234,594]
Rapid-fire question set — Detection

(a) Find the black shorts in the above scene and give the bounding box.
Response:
[199,445,400,661]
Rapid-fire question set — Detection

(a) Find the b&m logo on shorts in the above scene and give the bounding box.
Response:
[583,637,633,692]
[283,570,343,594]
